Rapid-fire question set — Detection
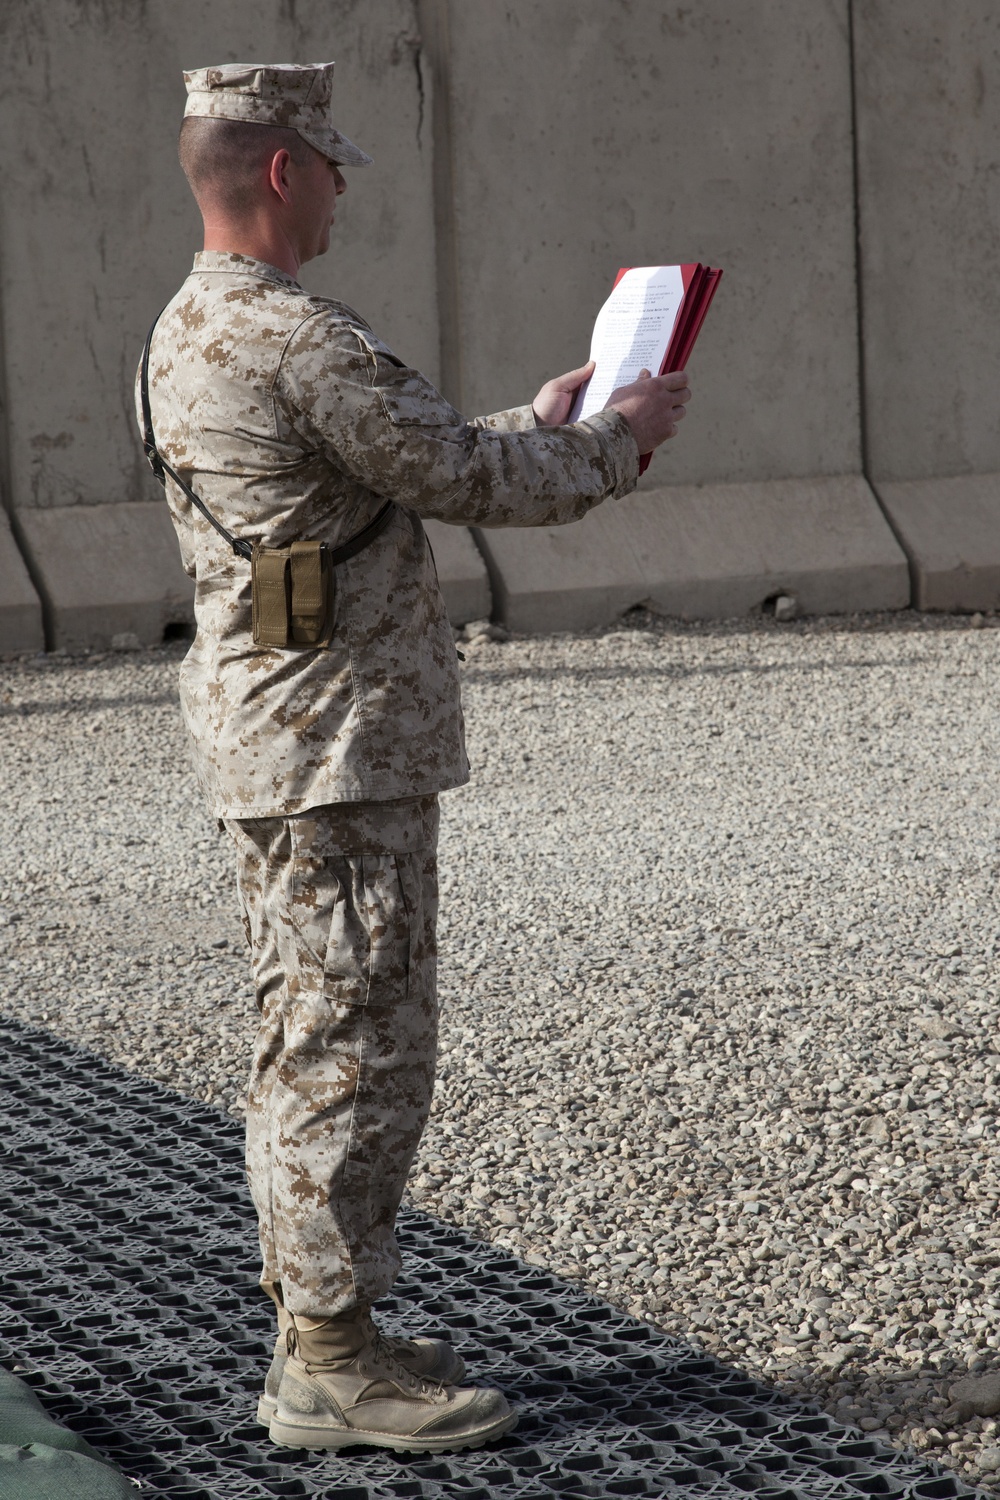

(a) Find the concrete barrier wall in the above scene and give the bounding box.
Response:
[0,0,442,647]
[442,0,863,488]
[853,4,1000,610]
[0,1,993,647]
[0,0,438,514]
[437,0,904,628]
[854,3,1000,484]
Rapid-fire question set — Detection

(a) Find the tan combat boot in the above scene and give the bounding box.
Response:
[267,1310,515,1453]
[256,1302,294,1427]
[256,1302,468,1426]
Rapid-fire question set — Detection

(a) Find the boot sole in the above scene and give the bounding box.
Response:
[268,1408,517,1453]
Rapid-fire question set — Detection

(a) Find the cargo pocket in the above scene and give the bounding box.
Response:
[395,850,436,1012]
[322,852,414,1008]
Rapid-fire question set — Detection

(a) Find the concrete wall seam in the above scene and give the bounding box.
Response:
[417,0,464,410]
[847,0,914,608]
[0,209,48,650]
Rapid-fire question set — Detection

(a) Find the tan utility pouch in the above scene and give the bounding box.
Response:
[251,540,334,649]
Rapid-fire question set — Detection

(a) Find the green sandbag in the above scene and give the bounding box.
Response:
[0,1443,138,1500]
[0,1368,101,1456]
[0,1370,135,1499]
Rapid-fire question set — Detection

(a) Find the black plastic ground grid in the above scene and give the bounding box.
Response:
[0,1017,981,1500]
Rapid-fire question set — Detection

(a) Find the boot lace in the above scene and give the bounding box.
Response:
[369,1324,443,1399]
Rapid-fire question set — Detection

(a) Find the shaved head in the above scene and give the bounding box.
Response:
[179,116,316,216]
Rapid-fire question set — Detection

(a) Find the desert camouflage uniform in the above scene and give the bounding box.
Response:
[138,250,639,1314]
[226,796,439,1313]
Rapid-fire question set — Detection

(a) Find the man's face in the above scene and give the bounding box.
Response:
[292,149,346,264]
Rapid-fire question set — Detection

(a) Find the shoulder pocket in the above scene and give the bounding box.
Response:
[380,385,459,427]
[356,331,458,429]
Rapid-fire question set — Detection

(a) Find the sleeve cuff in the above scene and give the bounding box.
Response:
[578,408,640,498]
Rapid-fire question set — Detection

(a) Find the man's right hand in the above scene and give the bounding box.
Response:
[607,369,692,455]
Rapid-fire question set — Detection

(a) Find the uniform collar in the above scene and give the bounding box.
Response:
[192,251,302,288]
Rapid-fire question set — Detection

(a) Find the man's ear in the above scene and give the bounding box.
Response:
[268,149,293,206]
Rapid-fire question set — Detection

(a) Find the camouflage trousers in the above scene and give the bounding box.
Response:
[224,795,439,1318]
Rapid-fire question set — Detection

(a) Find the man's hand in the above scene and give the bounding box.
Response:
[607,369,692,455]
[531,360,596,426]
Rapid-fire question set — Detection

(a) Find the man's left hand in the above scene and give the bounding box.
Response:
[531,360,596,426]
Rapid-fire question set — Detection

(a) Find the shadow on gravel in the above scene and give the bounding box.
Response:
[462,655,930,687]
[0,1017,980,1500]
[0,691,180,717]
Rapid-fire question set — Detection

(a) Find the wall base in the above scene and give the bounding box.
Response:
[14,507,491,653]
[0,512,44,653]
[875,474,1000,611]
[476,474,910,633]
[17,501,194,651]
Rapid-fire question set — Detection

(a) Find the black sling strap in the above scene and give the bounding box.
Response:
[139,310,396,566]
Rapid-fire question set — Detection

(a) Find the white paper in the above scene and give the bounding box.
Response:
[568,265,686,424]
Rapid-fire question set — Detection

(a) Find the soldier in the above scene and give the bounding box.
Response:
[137,60,692,1455]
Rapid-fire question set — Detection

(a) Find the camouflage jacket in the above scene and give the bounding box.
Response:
[136,251,639,817]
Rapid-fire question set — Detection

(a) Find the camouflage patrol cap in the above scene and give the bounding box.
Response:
[182,62,373,167]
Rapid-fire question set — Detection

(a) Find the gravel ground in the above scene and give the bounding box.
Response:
[4,609,1000,1485]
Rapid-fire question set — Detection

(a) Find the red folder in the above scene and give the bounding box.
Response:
[611,263,723,473]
